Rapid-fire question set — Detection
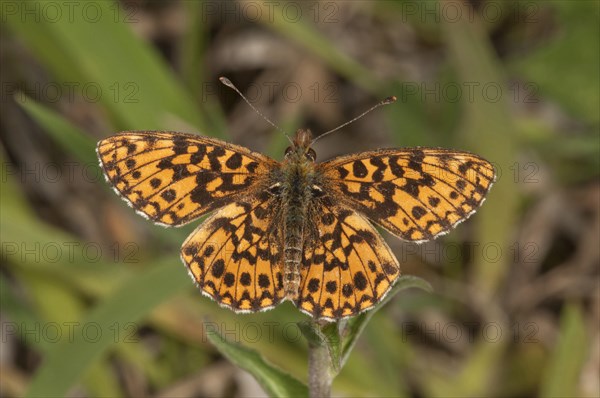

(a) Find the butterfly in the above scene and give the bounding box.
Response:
[97,127,495,320]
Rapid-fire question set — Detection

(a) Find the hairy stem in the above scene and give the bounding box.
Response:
[307,338,332,398]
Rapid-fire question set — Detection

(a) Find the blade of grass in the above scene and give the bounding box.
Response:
[1,167,127,398]
[420,6,518,395]
[540,304,587,397]
[19,268,125,397]
[16,95,95,163]
[206,327,308,398]
[248,1,382,93]
[341,275,432,368]
[1,170,204,393]
[25,258,190,397]
[180,1,227,135]
[441,0,518,298]
[3,0,209,133]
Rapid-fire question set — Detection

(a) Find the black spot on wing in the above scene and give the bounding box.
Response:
[388,156,405,178]
[411,206,427,220]
[226,152,242,169]
[428,196,440,207]
[224,272,235,287]
[325,281,337,294]
[401,179,420,198]
[240,272,251,286]
[369,156,386,182]
[353,272,368,291]
[211,259,225,278]
[308,278,320,293]
[258,274,270,288]
[161,189,176,202]
[352,160,368,178]
[150,178,161,188]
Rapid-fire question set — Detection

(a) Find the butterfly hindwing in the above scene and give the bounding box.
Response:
[296,199,400,319]
[181,193,285,312]
[97,131,276,226]
[320,148,496,242]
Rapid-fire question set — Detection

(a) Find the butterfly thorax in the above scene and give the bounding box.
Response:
[279,129,321,300]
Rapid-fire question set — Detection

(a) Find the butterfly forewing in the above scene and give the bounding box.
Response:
[96,131,275,226]
[320,148,496,242]
[297,200,400,319]
[181,193,285,312]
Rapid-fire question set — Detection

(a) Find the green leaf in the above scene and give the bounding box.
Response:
[297,320,327,347]
[206,326,308,398]
[341,275,432,368]
[25,259,190,398]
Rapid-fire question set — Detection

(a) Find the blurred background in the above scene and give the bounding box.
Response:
[1,0,598,397]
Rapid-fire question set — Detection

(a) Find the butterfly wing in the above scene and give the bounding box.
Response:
[181,192,285,312]
[296,199,400,320]
[97,131,276,226]
[319,148,495,242]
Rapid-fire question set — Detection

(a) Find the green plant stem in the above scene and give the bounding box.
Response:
[307,338,332,398]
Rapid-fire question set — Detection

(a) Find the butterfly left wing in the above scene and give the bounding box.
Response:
[181,192,285,312]
[318,148,495,242]
[296,199,400,320]
[97,131,276,226]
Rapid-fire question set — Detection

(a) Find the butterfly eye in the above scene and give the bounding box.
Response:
[306,148,317,161]
[284,146,293,157]
[267,183,283,196]
[311,185,324,197]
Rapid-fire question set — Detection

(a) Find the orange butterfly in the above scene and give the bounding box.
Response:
[97,83,495,320]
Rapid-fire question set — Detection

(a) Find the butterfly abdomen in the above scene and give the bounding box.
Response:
[281,157,315,300]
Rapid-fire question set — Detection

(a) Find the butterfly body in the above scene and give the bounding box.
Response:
[273,129,324,300]
[97,129,495,320]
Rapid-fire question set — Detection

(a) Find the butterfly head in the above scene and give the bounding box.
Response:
[285,129,317,162]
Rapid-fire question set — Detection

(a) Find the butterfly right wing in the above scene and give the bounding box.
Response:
[319,148,496,242]
[97,131,277,226]
[181,192,285,312]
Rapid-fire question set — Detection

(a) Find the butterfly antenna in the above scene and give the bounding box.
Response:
[311,96,397,145]
[219,77,293,144]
